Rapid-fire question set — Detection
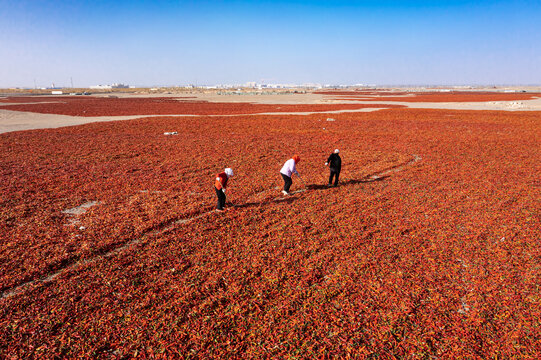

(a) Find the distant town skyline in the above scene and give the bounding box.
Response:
[1,0,540,88]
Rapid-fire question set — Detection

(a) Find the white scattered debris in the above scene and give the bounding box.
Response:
[456,259,468,268]
[326,118,335,121]
[491,101,525,109]
[79,226,85,230]
[164,131,178,135]
[62,201,100,216]
[458,297,471,314]
[508,101,524,108]
[62,201,101,225]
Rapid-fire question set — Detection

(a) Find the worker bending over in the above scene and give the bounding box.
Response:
[215,168,234,211]
[280,155,301,195]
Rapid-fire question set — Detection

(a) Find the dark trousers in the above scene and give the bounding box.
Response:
[215,187,226,210]
[281,173,292,192]
[329,170,340,186]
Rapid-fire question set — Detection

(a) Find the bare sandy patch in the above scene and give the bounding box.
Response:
[0,107,389,134]
[338,98,541,111]
[91,92,332,104]
[0,110,152,134]
[0,101,65,106]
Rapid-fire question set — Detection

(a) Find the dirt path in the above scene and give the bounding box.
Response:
[332,98,541,111]
[0,109,151,134]
[0,107,385,134]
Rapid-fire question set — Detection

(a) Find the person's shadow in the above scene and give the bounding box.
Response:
[230,195,299,210]
[306,174,389,190]
[232,173,389,210]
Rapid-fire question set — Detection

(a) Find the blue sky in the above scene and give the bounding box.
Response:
[1,0,540,87]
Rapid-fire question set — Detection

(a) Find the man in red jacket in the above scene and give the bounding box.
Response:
[215,168,234,211]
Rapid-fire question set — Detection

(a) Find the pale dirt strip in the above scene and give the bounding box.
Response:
[0,108,386,134]
[0,101,65,106]
[0,155,421,301]
[330,98,541,111]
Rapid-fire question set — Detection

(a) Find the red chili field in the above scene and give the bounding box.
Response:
[0,99,540,358]
[0,96,403,116]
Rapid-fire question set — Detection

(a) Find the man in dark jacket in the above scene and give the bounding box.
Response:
[325,149,341,187]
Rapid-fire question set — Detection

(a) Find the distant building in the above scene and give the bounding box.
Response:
[90,85,112,90]
[90,83,130,90]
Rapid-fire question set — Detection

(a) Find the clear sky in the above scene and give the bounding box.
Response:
[1,0,540,87]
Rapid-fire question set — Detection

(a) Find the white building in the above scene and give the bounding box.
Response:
[90,83,130,90]
[90,85,112,90]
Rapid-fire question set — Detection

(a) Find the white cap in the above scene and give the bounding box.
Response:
[225,168,234,177]
[334,149,339,153]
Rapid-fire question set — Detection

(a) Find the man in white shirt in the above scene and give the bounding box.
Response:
[280,155,300,195]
